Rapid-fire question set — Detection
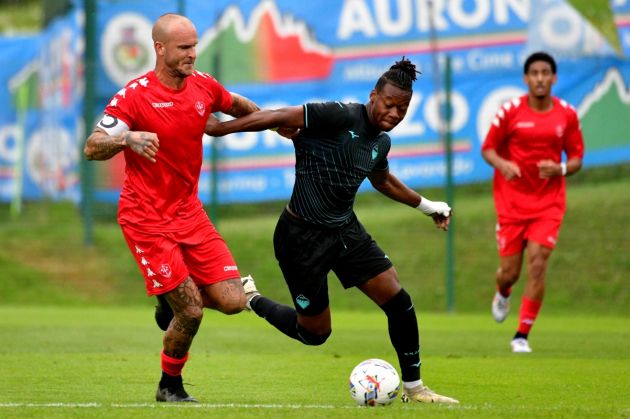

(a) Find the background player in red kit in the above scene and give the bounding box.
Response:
[481,51,585,353]
[84,13,261,401]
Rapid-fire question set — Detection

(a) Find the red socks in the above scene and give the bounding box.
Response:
[161,351,188,376]
[517,297,542,335]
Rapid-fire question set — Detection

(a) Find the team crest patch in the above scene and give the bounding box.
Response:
[371,145,379,160]
[159,264,172,278]
[295,294,310,309]
[556,125,564,138]
[195,101,205,117]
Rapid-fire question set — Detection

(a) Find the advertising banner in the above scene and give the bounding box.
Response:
[1,1,629,204]
[93,0,630,204]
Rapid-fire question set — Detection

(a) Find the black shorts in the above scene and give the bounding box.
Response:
[273,209,393,316]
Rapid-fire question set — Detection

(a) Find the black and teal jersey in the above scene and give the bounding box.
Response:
[289,101,391,227]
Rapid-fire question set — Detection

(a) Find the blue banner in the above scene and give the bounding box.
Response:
[2,0,630,204]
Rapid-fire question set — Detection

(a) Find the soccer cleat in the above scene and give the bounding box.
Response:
[241,275,260,311]
[401,383,459,404]
[511,337,532,353]
[155,384,198,402]
[492,291,511,323]
[155,294,174,331]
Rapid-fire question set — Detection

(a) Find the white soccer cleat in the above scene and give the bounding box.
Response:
[401,382,459,404]
[511,338,532,353]
[492,291,511,323]
[241,275,260,311]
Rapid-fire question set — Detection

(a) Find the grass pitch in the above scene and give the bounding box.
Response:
[0,306,628,418]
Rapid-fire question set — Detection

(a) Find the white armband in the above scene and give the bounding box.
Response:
[97,114,130,137]
[416,197,451,217]
[560,162,567,176]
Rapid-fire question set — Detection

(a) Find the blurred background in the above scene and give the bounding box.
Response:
[0,0,628,312]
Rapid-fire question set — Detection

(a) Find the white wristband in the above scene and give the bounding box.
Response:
[560,162,567,176]
[416,197,451,217]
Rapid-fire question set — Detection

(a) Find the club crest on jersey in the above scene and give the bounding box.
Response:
[371,145,379,160]
[556,125,564,138]
[195,101,205,117]
[159,264,172,278]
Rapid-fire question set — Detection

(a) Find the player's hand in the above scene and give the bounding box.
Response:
[497,160,521,180]
[431,212,451,231]
[417,198,451,231]
[537,159,560,178]
[123,131,160,163]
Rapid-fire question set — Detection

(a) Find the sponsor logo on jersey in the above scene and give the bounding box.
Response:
[159,264,172,278]
[516,121,535,128]
[195,101,205,116]
[223,265,238,271]
[152,101,174,108]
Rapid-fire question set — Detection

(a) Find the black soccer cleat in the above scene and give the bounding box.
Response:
[155,384,198,402]
[154,294,174,331]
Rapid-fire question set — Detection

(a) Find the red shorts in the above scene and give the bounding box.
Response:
[120,212,240,296]
[495,217,562,257]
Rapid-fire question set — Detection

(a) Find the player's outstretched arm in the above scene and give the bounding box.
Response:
[206,106,304,137]
[368,170,451,231]
[84,128,159,163]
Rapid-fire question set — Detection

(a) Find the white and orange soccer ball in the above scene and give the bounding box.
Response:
[348,358,400,406]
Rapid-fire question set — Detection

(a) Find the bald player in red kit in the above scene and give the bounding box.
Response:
[84,13,262,402]
[482,51,584,353]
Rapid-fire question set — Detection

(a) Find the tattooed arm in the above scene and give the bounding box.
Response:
[84,127,160,163]
[225,92,260,118]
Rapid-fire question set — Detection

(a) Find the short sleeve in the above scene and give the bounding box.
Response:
[197,72,233,114]
[482,102,511,151]
[102,77,149,130]
[564,108,585,160]
[304,101,350,130]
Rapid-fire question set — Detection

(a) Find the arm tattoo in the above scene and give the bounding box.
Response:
[84,132,125,161]
[229,94,260,118]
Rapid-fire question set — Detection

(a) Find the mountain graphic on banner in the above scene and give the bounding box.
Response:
[578,68,630,150]
[526,0,619,57]
[9,62,40,111]
[196,0,334,84]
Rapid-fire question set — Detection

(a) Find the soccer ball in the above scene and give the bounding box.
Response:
[348,358,400,406]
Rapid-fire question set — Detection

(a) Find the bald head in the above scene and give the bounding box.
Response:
[152,13,195,43]
[151,13,198,86]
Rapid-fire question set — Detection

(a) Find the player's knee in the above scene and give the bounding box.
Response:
[380,288,413,318]
[297,324,331,346]
[497,266,519,282]
[216,299,245,315]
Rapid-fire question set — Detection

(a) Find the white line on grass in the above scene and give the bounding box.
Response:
[0,402,358,409]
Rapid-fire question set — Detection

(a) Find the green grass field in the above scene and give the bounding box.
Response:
[0,306,628,418]
[2,165,629,313]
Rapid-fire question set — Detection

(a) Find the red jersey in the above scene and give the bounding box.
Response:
[101,70,232,231]
[482,95,584,221]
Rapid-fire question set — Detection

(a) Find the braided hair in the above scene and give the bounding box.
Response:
[375,56,420,92]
